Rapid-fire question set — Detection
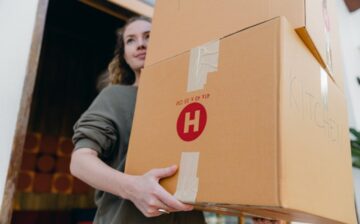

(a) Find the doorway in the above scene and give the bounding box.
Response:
[10,0,135,223]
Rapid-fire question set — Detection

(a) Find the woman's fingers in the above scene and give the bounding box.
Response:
[147,197,172,212]
[139,196,173,217]
[155,185,194,211]
[148,165,178,180]
[131,165,194,217]
[146,165,194,212]
[141,206,162,218]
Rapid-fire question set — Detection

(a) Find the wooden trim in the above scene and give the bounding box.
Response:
[78,0,129,21]
[108,0,154,17]
[0,0,49,223]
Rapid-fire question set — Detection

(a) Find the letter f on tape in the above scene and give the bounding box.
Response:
[187,40,219,92]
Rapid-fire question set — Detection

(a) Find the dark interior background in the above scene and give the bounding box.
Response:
[28,0,128,137]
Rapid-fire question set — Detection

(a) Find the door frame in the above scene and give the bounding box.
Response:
[0,0,49,223]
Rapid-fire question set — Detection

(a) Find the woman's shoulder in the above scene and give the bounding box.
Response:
[98,84,137,101]
[90,84,137,111]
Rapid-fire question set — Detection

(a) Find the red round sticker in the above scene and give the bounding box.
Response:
[177,102,207,141]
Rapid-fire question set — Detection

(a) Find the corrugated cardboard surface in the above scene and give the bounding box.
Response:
[126,17,356,223]
[279,17,355,223]
[146,0,344,90]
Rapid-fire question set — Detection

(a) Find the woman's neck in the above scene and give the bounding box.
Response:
[133,70,140,87]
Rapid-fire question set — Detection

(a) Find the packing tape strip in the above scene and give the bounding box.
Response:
[174,152,200,203]
[187,40,219,92]
[322,0,334,74]
[320,67,329,110]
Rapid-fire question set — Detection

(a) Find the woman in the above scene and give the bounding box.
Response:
[70,16,206,224]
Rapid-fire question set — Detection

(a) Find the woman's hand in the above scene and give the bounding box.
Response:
[123,165,194,217]
[70,149,192,218]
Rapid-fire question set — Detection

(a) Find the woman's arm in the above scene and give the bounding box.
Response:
[70,148,128,197]
[70,148,193,217]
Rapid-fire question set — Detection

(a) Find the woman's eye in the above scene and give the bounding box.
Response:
[126,38,134,44]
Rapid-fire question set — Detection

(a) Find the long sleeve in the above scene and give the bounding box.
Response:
[72,85,134,159]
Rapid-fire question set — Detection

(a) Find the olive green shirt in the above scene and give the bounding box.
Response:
[73,85,205,224]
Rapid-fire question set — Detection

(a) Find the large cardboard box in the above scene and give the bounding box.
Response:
[146,0,345,91]
[126,17,356,223]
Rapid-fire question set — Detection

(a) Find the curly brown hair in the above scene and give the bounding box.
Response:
[108,16,151,86]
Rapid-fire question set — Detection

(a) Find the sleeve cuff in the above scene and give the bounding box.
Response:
[74,138,102,155]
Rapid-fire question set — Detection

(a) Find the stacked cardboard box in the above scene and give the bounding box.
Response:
[144,0,345,91]
[126,1,356,223]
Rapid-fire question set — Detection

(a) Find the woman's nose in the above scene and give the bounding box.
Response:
[137,37,147,49]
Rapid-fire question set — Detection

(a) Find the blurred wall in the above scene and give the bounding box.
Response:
[0,0,40,210]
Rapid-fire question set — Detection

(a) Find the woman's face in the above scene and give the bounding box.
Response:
[123,20,152,73]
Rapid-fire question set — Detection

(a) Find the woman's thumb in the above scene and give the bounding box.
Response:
[151,165,178,180]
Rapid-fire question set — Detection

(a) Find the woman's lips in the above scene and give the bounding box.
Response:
[136,52,146,60]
